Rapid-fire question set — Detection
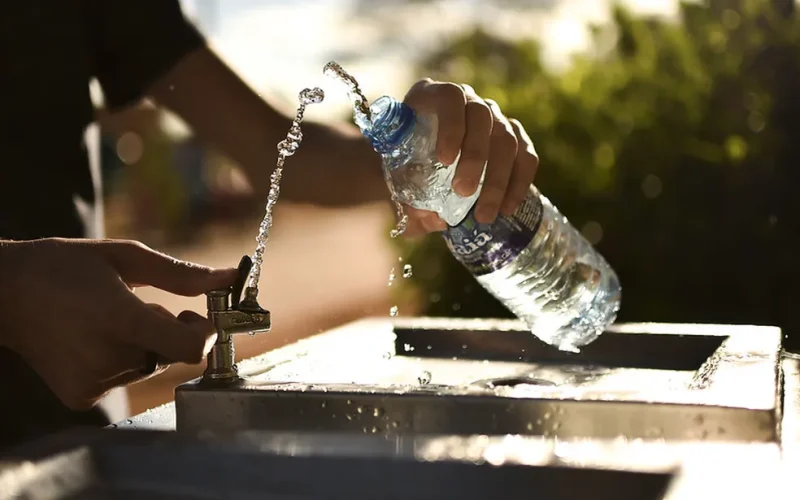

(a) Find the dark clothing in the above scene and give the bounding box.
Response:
[0,0,204,448]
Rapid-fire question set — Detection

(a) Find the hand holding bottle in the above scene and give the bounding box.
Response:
[401,79,540,236]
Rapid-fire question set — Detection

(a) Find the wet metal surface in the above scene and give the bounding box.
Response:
[173,318,782,441]
[0,429,789,500]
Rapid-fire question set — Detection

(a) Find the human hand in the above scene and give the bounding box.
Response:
[401,79,540,236]
[0,238,237,410]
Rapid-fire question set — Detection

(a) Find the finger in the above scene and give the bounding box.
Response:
[474,100,518,224]
[401,219,426,238]
[402,206,446,237]
[452,85,493,197]
[147,303,173,317]
[139,304,183,372]
[500,119,540,216]
[99,360,171,392]
[95,240,238,296]
[120,294,217,364]
[405,81,466,165]
[178,309,210,325]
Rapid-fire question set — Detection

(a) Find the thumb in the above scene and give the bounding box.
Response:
[95,240,238,296]
[123,296,217,364]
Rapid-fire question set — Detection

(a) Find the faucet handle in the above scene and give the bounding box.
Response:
[230,255,252,310]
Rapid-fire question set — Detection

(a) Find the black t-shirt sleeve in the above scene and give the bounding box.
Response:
[85,0,205,109]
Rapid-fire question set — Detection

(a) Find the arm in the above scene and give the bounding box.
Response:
[87,0,536,229]
[146,47,388,206]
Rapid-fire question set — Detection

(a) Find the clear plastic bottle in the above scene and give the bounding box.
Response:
[361,95,621,352]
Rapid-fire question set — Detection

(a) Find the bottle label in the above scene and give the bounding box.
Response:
[442,194,544,276]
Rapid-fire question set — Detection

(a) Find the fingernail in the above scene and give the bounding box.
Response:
[453,178,476,197]
[475,205,498,224]
[438,150,457,165]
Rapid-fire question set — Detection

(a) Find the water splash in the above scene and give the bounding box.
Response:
[323,61,408,239]
[389,305,399,317]
[322,61,372,129]
[247,87,325,290]
[402,264,413,278]
[388,268,396,287]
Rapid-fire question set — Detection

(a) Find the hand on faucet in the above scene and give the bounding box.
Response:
[0,238,238,410]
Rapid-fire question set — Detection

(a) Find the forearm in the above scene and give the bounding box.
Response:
[147,46,388,206]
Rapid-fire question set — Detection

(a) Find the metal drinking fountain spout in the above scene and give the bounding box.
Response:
[203,255,271,383]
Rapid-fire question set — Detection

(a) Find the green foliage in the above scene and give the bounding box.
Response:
[400,0,800,333]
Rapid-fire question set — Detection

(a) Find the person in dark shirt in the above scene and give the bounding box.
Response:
[0,1,539,447]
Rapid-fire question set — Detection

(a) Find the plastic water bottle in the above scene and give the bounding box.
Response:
[361,95,621,352]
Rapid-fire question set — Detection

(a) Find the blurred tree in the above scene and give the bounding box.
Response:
[398,0,800,348]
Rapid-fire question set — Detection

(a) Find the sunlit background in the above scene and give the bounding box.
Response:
[177,0,678,125]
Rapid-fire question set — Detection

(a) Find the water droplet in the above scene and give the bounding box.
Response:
[418,371,432,385]
[389,213,409,238]
[391,421,399,428]
[382,351,394,360]
[387,268,396,286]
[371,426,378,434]
[299,87,325,105]
[373,408,383,417]
[357,406,363,414]
[403,343,415,352]
[287,124,303,142]
[277,139,299,156]
[426,345,432,350]
[402,264,413,278]
[543,412,551,420]
[526,422,533,431]
[389,306,399,317]
[346,414,353,421]
[320,401,327,408]
[346,399,353,405]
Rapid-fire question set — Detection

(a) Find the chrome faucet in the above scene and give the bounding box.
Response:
[203,256,271,383]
